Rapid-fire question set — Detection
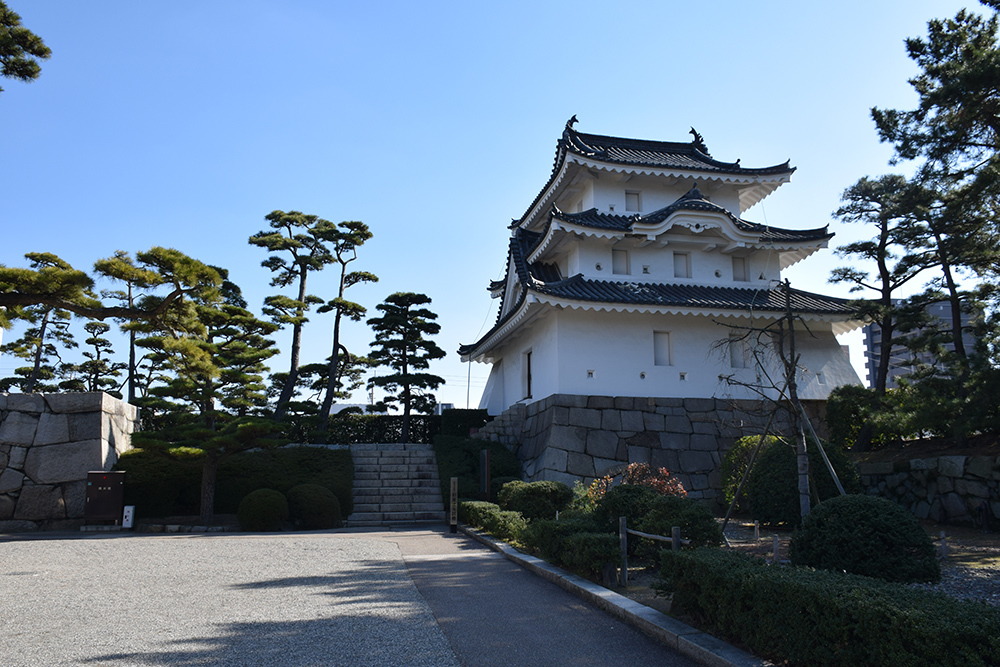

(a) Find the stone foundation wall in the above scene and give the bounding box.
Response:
[0,393,137,531]
[857,455,1000,526]
[476,394,819,505]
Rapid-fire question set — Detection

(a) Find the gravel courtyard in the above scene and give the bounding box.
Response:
[1,533,460,667]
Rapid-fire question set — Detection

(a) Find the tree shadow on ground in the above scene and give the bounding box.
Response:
[81,560,458,667]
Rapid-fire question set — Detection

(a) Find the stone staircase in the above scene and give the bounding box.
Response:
[347,443,447,526]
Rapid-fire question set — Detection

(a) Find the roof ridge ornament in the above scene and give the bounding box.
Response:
[680,183,707,201]
[689,127,710,156]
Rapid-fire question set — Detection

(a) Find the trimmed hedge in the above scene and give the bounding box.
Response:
[497,480,573,520]
[458,500,527,542]
[743,437,861,526]
[287,483,342,530]
[115,446,353,520]
[659,548,1000,667]
[791,494,940,583]
[237,488,289,531]
[433,435,520,502]
[638,495,724,550]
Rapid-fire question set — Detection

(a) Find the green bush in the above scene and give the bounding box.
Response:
[520,515,608,563]
[659,548,999,667]
[115,448,201,518]
[497,480,573,520]
[287,483,342,530]
[458,500,527,542]
[433,435,520,502]
[790,494,940,583]
[214,446,353,517]
[720,434,782,512]
[745,437,861,526]
[560,532,620,577]
[115,446,353,519]
[439,409,491,437]
[237,488,289,531]
[638,495,723,550]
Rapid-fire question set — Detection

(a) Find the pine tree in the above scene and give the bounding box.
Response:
[367,292,445,443]
[0,1,50,96]
[315,220,377,428]
[249,210,337,419]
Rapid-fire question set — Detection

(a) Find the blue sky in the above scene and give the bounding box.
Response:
[0,0,978,408]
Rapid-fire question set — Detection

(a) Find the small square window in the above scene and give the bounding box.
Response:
[730,336,748,368]
[673,252,691,279]
[625,191,641,212]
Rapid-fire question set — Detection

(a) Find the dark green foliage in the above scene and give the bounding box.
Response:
[116,448,200,519]
[520,515,608,563]
[658,548,999,667]
[594,484,659,529]
[826,384,913,449]
[439,409,490,437]
[560,532,620,577]
[791,494,940,583]
[744,438,861,526]
[432,435,520,502]
[638,495,723,550]
[0,1,51,95]
[115,446,353,518]
[458,500,526,542]
[367,292,446,442]
[594,484,660,554]
[287,483,342,530]
[720,434,782,511]
[237,488,288,531]
[497,480,573,520]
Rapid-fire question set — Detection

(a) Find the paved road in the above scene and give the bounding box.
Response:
[0,527,698,666]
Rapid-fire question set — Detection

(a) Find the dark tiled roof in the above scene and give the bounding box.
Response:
[565,129,793,176]
[532,277,853,315]
[552,187,832,243]
[512,119,795,230]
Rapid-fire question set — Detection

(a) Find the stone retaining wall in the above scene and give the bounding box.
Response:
[476,394,821,505]
[857,455,1000,526]
[0,392,137,531]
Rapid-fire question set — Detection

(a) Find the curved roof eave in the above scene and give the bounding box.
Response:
[512,122,796,231]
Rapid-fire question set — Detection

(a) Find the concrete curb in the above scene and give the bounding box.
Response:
[459,526,770,667]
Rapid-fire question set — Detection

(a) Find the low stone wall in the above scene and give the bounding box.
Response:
[857,455,1000,526]
[0,392,137,531]
[476,394,818,504]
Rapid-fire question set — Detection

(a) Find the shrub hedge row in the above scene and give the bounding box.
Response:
[659,548,1000,667]
[115,446,353,519]
[458,500,527,542]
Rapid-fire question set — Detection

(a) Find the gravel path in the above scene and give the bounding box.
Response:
[0,533,459,667]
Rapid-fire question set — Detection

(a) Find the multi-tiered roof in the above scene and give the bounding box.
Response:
[460,120,856,363]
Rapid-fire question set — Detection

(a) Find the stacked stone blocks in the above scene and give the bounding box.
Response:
[349,443,446,526]
[476,394,798,503]
[0,392,136,531]
[858,455,1000,525]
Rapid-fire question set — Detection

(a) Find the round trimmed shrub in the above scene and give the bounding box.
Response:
[721,435,782,513]
[497,480,573,520]
[639,495,724,550]
[287,484,342,530]
[237,488,289,532]
[790,494,940,583]
[745,438,861,526]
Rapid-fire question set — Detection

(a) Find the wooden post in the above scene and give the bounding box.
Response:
[672,526,681,551]
[449,477,458,533]
[773,535,780,563]
[754,520,760,541]
[940,531,948,560]
[620,516,628,588]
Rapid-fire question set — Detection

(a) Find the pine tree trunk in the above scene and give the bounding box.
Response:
[26,308,51,393]
[273,270,309,420]
[200,457,220,525]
